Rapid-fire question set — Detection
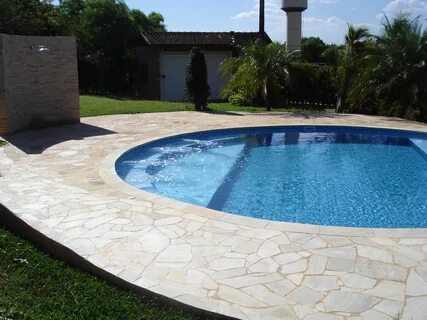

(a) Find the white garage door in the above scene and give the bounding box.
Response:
[160,52,230,101]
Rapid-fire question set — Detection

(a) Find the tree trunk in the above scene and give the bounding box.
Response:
[263,78,271,111]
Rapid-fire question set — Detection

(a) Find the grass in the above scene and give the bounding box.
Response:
[0,228,217,320]
[80,95,320,117]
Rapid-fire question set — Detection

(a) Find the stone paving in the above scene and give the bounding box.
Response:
[1,111,427,320]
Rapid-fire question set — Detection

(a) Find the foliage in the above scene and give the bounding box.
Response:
[339,15,427,122]
[335,24,370,112]
[301,37,328,63]
[0,228,213,320]
[2,0,166,96]
[0,0,61,35]
[288,63,337,107]
[221,41,296,111]
[185,47,210,111]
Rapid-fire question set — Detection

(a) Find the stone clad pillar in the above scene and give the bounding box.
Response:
[0,34,80,135]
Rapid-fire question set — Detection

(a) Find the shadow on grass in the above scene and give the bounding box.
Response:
[6,123,116,154]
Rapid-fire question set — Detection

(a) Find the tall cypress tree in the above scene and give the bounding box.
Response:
[185,47,210,111]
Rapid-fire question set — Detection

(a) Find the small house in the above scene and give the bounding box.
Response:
[136,31,271,101]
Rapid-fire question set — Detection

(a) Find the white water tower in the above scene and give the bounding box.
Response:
[281,0,308,51]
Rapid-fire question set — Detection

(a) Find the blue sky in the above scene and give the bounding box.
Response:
[57,0,427,43]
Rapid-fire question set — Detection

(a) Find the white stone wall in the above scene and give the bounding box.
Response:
[0,34,80,135]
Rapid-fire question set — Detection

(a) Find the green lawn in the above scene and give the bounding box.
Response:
[0,228,218,320]
[80,95,317,117]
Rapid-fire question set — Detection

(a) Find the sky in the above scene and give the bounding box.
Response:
[55,0,427,44]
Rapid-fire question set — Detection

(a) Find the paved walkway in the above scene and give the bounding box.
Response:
[1,111,427,320]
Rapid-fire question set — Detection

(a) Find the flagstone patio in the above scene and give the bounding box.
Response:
[1,111,427,320]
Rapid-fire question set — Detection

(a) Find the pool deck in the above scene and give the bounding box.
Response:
[1,111,427,320]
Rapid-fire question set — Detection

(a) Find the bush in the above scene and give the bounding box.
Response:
[185,47,210,111]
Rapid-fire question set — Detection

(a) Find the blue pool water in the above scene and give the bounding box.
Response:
[116,126,427,228]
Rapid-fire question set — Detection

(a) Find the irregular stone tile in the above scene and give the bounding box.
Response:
[211,268,247,281]
[369,238,397,246]
[364,280,405,301]
[217,285,267,308]
[354,258,407,282]
[248,257,279,273]
[216,273,282,288]
[136,264,169,288]
[324,290,379,313]
[315,244,357,258]
[391,246,425,262]
[233,238,264,254]
[280,259,308,275]
[339,273,376,289]
[266,279,296,296]
[302,237,328,250]
[154,217,182,226]
[357,245,393,263]
[242,284,293,306]
[155,244,192,264]
[287,273,304,285]
[393,253,418,268]
[294,305,317,319]
[305,314,344,320]
[326,257,354,272]
[274,252,302,265]
[361,310,392,320]
[139,229,170,253]
[288,233,315,244]
[236,227,281,240]
[320,235,352,247]
[287,286,323,307]
[401,296,427,320]
[415,265,427,282]
[209,258,245,271]
[258,241,281,258]
[406,269,427,296]
[307,255,327,275]
[302,275,339,292]
[373,299,404,318]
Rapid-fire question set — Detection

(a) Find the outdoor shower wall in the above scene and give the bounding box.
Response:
[0,34,80,135]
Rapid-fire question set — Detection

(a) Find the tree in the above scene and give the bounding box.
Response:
[351,15,427,120]
[0,0,61,35]
[185,47,210,111]
[57,0,166,94]
[301,37,327,63]
[221,41,297,111]
[336,24,369,112]
[130,10,166,33]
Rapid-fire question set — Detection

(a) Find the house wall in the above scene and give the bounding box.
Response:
[0,34,80,135]
[136,46,161,100]
[136,44,237,100]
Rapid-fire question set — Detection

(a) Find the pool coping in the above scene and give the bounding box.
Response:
[99,123,427,238]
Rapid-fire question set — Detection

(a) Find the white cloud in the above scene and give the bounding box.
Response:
[379,0,427,18]
[230,0,378,43]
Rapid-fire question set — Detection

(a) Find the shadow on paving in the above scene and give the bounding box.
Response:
[5,123,116,154]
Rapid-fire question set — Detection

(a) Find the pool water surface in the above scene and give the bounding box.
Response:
[116,126,427,228]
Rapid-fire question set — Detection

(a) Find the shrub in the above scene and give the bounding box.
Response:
[185,47,210,111]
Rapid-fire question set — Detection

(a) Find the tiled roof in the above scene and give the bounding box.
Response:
[141,32,271,46]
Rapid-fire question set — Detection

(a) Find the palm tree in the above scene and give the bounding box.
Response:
[336,24,369,112]
[221,41,297,111]
[365,15,427,119]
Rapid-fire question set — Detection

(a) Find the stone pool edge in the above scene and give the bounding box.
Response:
[99,123,427,239]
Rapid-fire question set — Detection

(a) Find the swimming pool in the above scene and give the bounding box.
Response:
[116,126,427,228]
